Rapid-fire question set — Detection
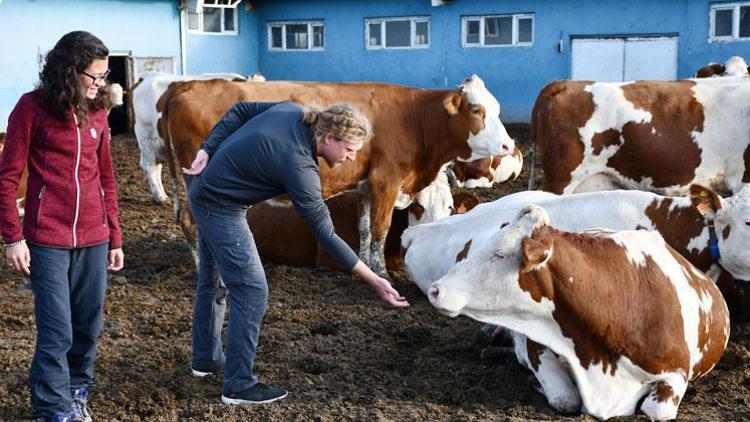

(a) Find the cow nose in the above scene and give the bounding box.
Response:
[428,285,441,302]
[501,143,511,152]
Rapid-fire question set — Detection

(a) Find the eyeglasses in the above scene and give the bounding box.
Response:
[81,69,111,84]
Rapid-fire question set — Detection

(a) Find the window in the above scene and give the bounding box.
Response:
[710,2,750,41]
[187,3,238,35]
[462,14,534,47]
[366,17,430,49]
[268,21,325,51]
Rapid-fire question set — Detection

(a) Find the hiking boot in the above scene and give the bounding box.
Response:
[221,383,289,405]
[71,386,92,422]
[35,412,73,422]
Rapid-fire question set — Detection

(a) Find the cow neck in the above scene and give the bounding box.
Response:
[409,89,465,194]
[525,228,689,376]
[644,197,712,272]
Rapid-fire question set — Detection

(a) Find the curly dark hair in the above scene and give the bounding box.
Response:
[38,31,109,125]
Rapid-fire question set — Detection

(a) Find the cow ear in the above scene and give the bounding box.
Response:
[521,236,551,273]
[689,184,723,219]
[443,92,463,115]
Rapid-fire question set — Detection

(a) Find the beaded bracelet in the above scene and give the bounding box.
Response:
[5,239,26,248]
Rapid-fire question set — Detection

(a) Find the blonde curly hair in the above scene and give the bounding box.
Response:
[303,103,372,145]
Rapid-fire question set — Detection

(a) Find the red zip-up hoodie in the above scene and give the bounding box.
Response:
[0,90,122,249]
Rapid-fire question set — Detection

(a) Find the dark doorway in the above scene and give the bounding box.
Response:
[108,55,129,135]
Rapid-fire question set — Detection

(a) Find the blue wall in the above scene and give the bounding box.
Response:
[0,0,259,131]
[254,0,750,122]
[0,0,182,130]
[3,1,750,128]
[186,6,260,75]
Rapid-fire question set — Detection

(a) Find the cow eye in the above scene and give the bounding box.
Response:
[472,108,482,115]
[495,253,505,260]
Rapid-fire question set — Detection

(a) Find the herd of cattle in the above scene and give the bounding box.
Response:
[1,54,749,419]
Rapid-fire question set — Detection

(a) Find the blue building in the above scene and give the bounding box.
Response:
[2,0,750,130]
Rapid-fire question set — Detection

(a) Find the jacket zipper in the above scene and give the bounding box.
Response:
[72,113,82,247]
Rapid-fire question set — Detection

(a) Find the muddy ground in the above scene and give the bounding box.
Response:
[1,125,749,421]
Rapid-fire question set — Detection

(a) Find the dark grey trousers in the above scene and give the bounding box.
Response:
[189,200,268,395]
[27,243,108,419]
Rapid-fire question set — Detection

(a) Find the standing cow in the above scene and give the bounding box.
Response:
[428,205,730,420]
[158,75,515,275]
[131,71,247,204]
[531,77,750,195]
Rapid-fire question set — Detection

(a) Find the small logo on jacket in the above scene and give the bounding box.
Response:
[90,128,97,138]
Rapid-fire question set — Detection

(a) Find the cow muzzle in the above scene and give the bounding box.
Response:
[428,283,465,317]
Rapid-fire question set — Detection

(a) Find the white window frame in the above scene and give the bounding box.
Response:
[187,5,239,35]
[267,20,325,51]
[709,2,750,42]
[461,13,534,48]
[365,16,431,50]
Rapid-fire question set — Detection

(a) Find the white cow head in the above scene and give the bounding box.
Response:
[723,56,749,77]
[456,75,515,161]
[696,185,750,281]
[428,205,550,321]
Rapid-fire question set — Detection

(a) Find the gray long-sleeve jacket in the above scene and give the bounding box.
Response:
[188,101,359,271]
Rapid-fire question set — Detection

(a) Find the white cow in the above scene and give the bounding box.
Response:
[428,205,729,420]
[132,71,247,204]
[403,186,750,299]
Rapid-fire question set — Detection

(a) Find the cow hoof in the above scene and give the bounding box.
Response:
[154,196,169,205]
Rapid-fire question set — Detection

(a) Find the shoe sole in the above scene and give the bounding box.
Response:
[191,368,213,377]
[221,392,288,405]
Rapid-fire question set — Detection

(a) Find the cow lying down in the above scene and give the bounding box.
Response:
[403,185,750,318]
[428,205,730,420]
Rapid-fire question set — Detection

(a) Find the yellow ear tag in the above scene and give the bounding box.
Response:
[700,191,708,198]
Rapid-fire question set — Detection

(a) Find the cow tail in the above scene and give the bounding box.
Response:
[159,102,183,224]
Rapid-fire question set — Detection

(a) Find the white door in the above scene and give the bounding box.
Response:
[571,38,625,82]
[126,56,177,87]
[572,36,678,82]
[623,37,678,81]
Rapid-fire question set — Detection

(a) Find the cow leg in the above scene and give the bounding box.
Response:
[368,178,399,278]
[139,144,169,205]
[640,377,687,421]
[513,332,582,414]
[357,194,373,266]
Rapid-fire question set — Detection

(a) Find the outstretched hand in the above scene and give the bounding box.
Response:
[369,275,410,308]
[182,149,209,175]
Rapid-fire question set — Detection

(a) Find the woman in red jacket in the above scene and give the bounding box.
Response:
[0,31,124,422]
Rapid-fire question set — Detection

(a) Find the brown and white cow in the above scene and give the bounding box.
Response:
[695,56,750,78]
[447,147,523,189]
[131,71,247,205]
[531,77,750,195]
[428,205,730,420]
[403,185,750,319]
[158,75,514,275]
[248,170,479,272]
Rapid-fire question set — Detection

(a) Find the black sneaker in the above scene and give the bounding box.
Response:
[191,361,224,378]
[221,383,289,405]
